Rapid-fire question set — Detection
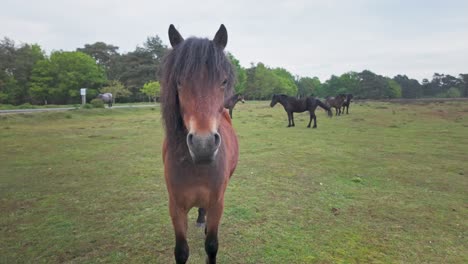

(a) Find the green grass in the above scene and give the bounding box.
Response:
[1,101,467,263]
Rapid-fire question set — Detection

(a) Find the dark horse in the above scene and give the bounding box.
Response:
[341,93,354,114]
[161,24,239,264]
[325,94,346,116]
[224,93,244,119]
[270,94,332,128]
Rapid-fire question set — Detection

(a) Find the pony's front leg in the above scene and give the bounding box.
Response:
[287,112,292,127]
[169,202,189,264]
[291,113,295,126]
[197,207,206,228]
[205,201,224,264]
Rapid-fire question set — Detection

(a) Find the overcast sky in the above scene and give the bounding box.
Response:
[1,0,467,81]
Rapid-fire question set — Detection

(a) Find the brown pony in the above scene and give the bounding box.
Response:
[224,93,245,119]
[160,24,239,264]
[325,94,347,116]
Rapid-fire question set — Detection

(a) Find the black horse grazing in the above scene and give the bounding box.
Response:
[270,94,332,128]
[341,93,354,114]
[224,93,244,119]
[325,94,346,116]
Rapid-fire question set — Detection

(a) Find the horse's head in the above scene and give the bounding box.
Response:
[165,24,233,164]
[238,94,245,103]
[270,94,279,107]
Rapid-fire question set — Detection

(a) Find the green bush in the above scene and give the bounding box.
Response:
[82,103,93,109]
[90,99,105,108]
[446,87,461,98]
[0,104,15,110]
[18,103,36,109]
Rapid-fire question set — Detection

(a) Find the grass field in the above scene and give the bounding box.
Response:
[1,101,467,263]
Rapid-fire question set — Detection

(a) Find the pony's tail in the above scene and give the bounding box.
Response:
[317,99,333,117]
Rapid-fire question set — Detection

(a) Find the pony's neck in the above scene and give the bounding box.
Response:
[165,107,188,142]
[278,96,288,106]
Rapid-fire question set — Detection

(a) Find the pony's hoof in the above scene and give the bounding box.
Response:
[196,222,206,228]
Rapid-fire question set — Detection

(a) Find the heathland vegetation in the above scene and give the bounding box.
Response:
[1,36,467,106]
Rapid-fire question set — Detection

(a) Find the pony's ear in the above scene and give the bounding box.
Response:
[168,24,184,47]
[213,24,228,49]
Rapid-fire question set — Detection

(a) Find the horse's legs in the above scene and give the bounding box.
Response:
[196,207,206,228]
[312,114,317,128]
[346,105,349,114]
[291,113,295,126]
[229,108,233,119]
[307,111,313,128]
[287,112,292,127]
[169,203,189,264]
[205,202,224,264]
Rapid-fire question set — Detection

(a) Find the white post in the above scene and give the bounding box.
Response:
[80,88,87,105]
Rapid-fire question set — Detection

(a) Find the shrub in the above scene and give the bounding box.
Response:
[446,87,461,98]
[0,104,15,110]
[18,103,35,109]
[90,99,104,108]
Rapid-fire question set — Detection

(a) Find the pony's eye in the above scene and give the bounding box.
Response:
[221,79,228,86]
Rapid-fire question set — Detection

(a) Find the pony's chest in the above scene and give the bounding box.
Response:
[170,173,226,208]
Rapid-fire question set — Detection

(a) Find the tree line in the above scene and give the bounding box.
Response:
[1,36,467,105]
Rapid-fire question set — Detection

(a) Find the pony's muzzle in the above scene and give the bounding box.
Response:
[186,132,221,164]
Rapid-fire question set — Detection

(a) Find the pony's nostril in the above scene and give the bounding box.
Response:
[187,133,194,146]
[214,133,221,147]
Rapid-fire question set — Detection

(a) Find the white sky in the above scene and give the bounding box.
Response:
[1,0,467,82]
